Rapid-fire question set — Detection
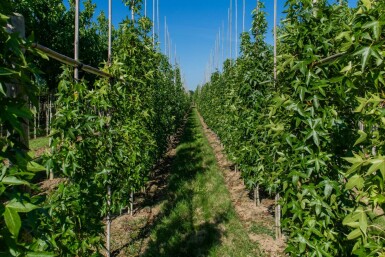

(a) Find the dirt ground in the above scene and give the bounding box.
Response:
[197,113,286,257]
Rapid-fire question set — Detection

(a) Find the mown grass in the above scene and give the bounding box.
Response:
[28,137,49,158]
[143,108,260,257]
[29,137,49,151]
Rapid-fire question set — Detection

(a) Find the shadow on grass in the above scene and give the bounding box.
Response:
[141,109,229,257]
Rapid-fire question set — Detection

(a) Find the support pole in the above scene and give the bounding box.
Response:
[74,0,79,80]
[235,0,238,59]
[164,17,167,56]
[242,0,245,33]
[273,0,277,86]
[152,0,155,46]
[131,0,135,21]
[106,185,111,257]
[157,0,160,37]
[254,184,260,206]
[273,0,281,240]
[130,191,134,216]
[108,0,112,64]
[229,0,232,60]
[106,2,112,256]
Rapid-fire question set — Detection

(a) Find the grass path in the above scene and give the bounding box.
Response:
[142,108,260,256]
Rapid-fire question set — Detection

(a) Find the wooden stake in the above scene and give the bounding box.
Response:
[106,185,111,257]
[254,184,260,206]
[130,191,134,216]
[33,104,37,139]
[275,193,281,239]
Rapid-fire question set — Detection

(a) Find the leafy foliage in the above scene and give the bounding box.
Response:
[196,0,385,256]
[0,6,53,256]
[1,0,189,255]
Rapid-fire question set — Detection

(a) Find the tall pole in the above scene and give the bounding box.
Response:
[106,1,112,256]
[273,0,281,241]
[227,8,230,60]
[222,21,224,66]
[131,0,134,21]
[152,0,155,45]
[164,17,167,56]
[229,0,232,60]
[274,0,277,85]
[157,0,160,36]
[108,0,112,64]
[74,0,79,80]
[243,0,245,32]
[235,0,238,59]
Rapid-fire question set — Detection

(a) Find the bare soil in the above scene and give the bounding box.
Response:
[197,113,286,256]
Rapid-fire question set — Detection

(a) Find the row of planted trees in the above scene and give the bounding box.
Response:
[1,0,189,256]
[195,0,385,256]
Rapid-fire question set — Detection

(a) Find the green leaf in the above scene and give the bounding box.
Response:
[347,228,362,240]
[0,67,18,76]
[359,211,367,236]
[354,130,367,146]
[346,175,364,190]
[1,176,29,186]
[4,207,21,238]
[6,201,38,213]
[363,20,381,40]
[366,158,385,176]
[353,47,371,73]
[312,130,320,147]
[361,0,371,10]
[27,162,46,172]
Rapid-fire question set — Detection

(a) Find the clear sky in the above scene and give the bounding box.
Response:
[87,0,356,90]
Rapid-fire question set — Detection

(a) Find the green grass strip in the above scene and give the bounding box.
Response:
[144,108,261,257]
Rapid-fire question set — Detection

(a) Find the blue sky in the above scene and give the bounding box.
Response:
[86,0,356,90]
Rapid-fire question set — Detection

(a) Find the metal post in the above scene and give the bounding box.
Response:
[164,17,167,56]
[152,0,155,46]
[108,0,112,64]
[229,0,232,60]
[131,0,134,21]
[235,0,238,59]
[74,0,79,80]
[243,0,245,33]
[157,0,160,36]
[273,0,277,86]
